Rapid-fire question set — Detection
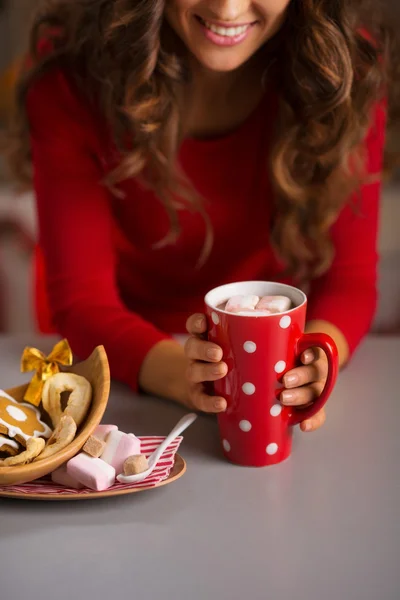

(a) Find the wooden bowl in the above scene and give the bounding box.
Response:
[0,345,110,487]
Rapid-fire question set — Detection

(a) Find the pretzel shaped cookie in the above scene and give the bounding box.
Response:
[35,415,77,461]
[0,437,45,466]
[42,373,92,428]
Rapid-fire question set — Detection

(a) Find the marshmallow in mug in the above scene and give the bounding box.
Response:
[224,295,292,315]
[225,295,259,313]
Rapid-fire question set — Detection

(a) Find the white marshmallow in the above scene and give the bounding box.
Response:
[237,310,272,316]
[256,296,292,313]
[225,295,260,313]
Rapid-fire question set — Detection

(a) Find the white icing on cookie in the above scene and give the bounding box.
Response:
[0,434,19,451]
[0,389,52,442]
[6,405,28,422]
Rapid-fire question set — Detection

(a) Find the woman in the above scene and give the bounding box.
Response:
[8,0,399,431]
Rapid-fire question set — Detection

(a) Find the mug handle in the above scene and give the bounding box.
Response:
[289,333,339,426]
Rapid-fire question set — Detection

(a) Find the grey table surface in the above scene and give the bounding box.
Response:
[0,334,399,600]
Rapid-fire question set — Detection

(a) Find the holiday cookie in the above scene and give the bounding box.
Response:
[0,437,45,467]
[35,415,77,462]
[42,373,92,428]
[0,389,52,445]
[0,434,20,456]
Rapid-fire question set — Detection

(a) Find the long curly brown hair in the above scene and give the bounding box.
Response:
[7,0,400,280]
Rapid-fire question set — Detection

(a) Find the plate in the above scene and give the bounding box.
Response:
[0,345,110,487]
[0,454,186,500]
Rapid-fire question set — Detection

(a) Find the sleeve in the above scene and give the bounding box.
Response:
[27,68,171,390]
[306,100,386,356]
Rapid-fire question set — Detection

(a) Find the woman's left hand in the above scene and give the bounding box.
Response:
[280,348,328,432]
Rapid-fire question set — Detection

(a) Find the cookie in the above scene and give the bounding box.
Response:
[42,373,92,428]
[0,437,45,467]
[0,389,52,445]
[34,415,77,462]
[0,434,20,456]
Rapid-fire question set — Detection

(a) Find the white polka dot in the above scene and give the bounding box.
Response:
[270,404,282,417]
[243,341,257,353]
[239,420,252,432]
[279,315,291,329]
[6,406,27,422]
[266,443,278,455]
[211,312,220,325]
[242,382,256,395]
[274,360,286,374]
[222,439,231,452]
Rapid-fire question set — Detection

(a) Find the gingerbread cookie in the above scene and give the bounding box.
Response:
[0,389,52,445]
[0,434,20,456]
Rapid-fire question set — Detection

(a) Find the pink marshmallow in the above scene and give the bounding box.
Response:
[100,430,141,474]
[256,295,292,313]
[225,295,260,313]
[51,465,84,489]
[94,424,118,442]
[67,453,116,491]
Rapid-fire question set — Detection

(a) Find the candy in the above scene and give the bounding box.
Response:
[51,465,84,489]
[94,424,118,442]
[67,453,116,491]
[83,435,105,458]
[237,310,272,316]
[256,295,291,313]
[101,430,141,474]
[123,455,149,476]
[225,295,260,313]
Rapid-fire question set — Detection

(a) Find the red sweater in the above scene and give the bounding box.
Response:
[26,67,386,390]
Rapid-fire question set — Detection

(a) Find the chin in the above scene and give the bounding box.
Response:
[191,50,251,73]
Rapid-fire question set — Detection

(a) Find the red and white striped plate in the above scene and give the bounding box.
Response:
[0,436,185,501]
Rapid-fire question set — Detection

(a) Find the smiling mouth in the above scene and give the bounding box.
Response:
[195,15,256,38]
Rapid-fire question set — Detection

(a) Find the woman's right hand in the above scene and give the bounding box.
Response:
[184,313,228,413]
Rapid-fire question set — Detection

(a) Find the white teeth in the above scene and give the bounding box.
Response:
[203,20,249,37]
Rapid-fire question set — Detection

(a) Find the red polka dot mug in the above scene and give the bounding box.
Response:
[204,281,339,467]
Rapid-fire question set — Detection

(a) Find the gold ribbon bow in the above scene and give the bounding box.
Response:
[20,339,73,406]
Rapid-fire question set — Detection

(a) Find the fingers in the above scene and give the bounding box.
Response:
[283,356,327,389]
[188,383,227,413]
[281,381,324,406]
[186,313,207,336]
[300,408,326,432]
[185,313,227,414]
[187,360,228,384]
[185,335,223,363]
[281,348,328,432]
